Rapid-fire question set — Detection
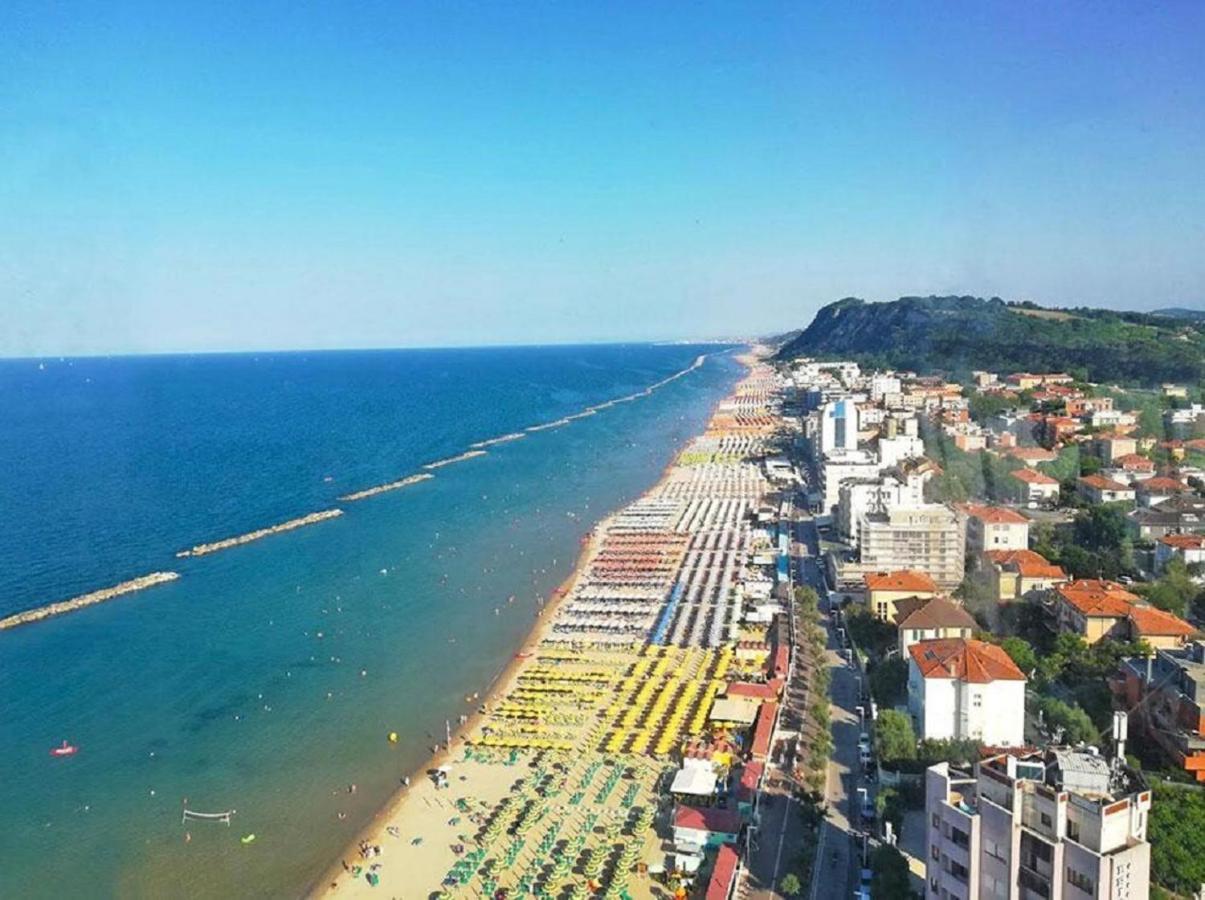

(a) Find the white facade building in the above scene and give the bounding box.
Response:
[819,397,859,454]
[926,750,1152,900]
[870,373,902,403]
[819,449,881,517]
[907,638,1026,746]
[858,505,966,590]
[878,433,926,469]
[837,469,928,545]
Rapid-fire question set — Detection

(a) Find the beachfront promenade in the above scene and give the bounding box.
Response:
[323,351,804,899]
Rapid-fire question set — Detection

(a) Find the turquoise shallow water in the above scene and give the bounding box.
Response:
[0,345,743,898]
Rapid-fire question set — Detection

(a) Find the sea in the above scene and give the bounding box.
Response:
[0,343,743,898]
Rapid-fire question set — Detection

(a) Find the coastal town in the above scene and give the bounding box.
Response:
[323,346,1205,899]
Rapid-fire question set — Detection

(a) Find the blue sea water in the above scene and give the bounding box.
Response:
[0,344,742,898]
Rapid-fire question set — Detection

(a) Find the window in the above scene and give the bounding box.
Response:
[1019,868,1052,899]
[1067,867,1096,895]
[932,845,940,861]
[984,838,1007,862]
[932,812,941,829]
[949,859,969,884]
[951,826,970,850]
[1040,812,1052,827]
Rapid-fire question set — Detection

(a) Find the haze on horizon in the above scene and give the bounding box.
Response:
[2,1,1204,357]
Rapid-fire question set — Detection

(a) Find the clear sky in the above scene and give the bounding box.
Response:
[2,2,1203,356]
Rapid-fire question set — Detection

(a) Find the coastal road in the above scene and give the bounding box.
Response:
[813,608,864,900]
[796,515,866,900]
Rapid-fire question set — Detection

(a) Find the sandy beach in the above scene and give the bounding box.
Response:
[316,349,783,900]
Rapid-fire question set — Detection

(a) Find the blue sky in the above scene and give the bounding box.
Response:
[2,2,1203,355]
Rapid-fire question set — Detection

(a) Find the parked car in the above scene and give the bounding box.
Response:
[853,867,873,898]
[857,732,871,752]
[861,794,876,823]
[859,747,874,770]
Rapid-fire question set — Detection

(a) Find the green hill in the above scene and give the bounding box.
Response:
[776,295,1205,385]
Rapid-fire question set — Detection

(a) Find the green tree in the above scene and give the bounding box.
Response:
[875,709,917,763]
[1036,696,1097,744]
[869,657,909,708]
[999,636,1038,675]
[1137,557,1197,618]
[917,737,982,766]
[1150,783,1205,894]
[845,607,897,658]
[953,573,995,623]
[780,873,802,896]
[870,845,914,899]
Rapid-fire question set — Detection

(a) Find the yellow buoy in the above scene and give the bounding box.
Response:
[388,732,399,744]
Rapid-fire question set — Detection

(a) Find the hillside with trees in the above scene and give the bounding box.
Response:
[776,295,1205,385]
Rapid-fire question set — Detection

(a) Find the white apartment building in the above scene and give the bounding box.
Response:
[959,504,1030,554]
[819,449,881,517]
[858,504,966,589]
[870,373,902,402]
[907,638,1026,746]
[879,433,926,468]
[837,469,927,546]
[926,750,1152,900]
[820,397,860,454]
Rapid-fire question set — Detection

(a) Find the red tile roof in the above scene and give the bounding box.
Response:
[1127,604,1195,638]
[983,549,1067,580]
[768,645,789,679]
[750,701,778,761]
[1056,579,1139,618]
[960,503,1029,525]
[908,638,1026,683]
[864,570,939,593]
[1113,454,1155,471]
[674,804,743,836]
[726,680,782,701]
[1011,468,1059,485]
[1140,476,1188,493]
[1159,533,1205,550]
[736,761,764,803]
[1008,447,1058,462]
[705,845,741,900]
[1079,474,1134,492]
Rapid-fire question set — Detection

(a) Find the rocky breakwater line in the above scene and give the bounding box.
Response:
[338,472,433,502]
[176,509,344,558]
[0,571,181,630]
[421,449,487,470]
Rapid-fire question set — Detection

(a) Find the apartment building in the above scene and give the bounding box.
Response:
[926,749,1152,900]
[959,503,1030,554]
[818,449,881,516]
[1114,642,1205,783]
[858,505,967,590]
[907,638,1026,745]
[836,467,927,545]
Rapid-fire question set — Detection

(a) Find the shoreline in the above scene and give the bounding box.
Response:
[309,350,751,898]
